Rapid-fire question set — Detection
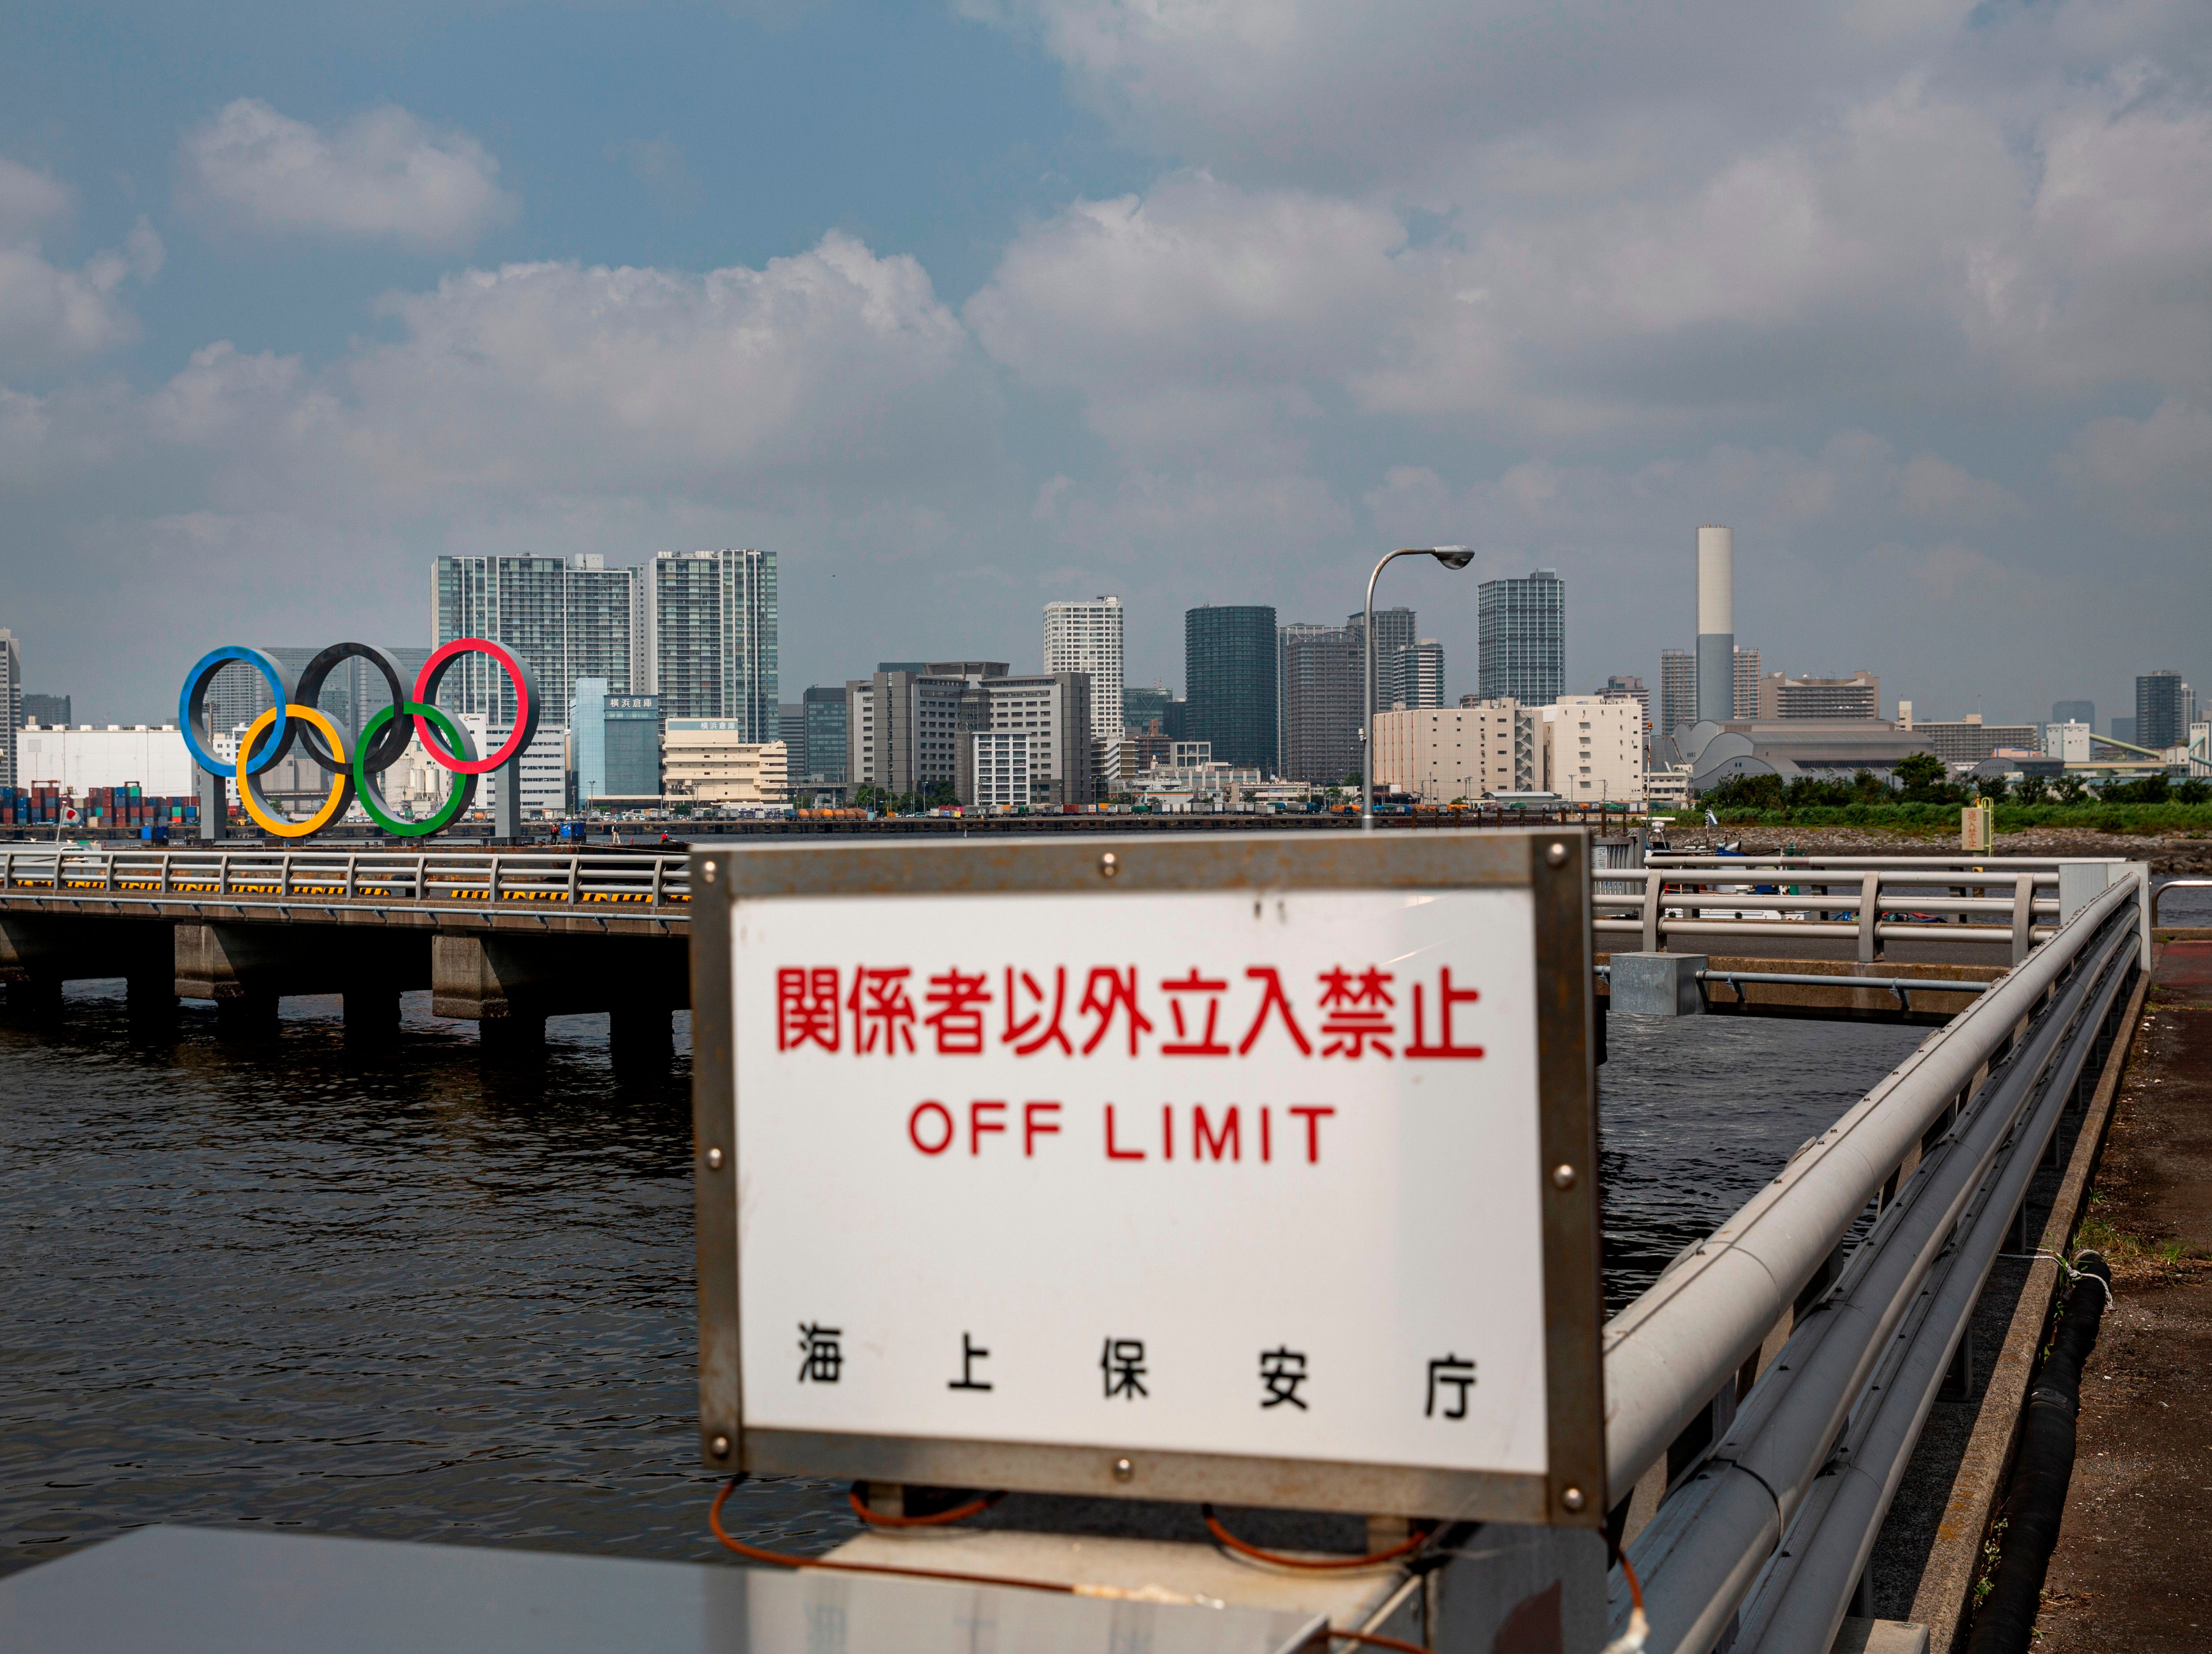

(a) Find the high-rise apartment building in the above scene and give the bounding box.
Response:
[1476,570,1564,707]
[1276,622,1334,772]
[2052,699,2095,728]
[1733,646,1762,720]
[23,693,68,726]
[0,629,20,790]
[1393,640,1447,710]
[1281,627,1362,785]
[433,554,644,727]
[801,685,848,786]
[1346,606,1417,715]
[1600,673,1650,731]
[2138,670,2191,751]
[650,549,777,739]
[1186,605,1278,773]
[1043,596,1124,744]
[1659,650,1696,737]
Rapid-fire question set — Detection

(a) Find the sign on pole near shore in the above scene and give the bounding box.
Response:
[690,832,1605,1526]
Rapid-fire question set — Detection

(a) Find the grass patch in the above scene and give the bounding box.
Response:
[2074,1191,2212,1284]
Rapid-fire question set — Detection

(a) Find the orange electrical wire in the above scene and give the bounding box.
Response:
[708,1478,1072,1595]
[1200,1503,1431,1571]
[847,1485,1006,1527]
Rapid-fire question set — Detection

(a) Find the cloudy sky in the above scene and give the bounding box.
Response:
[2,0,2207,727]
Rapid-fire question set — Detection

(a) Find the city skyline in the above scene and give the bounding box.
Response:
[1,6,2205,732]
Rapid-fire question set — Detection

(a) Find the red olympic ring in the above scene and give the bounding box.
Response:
[412,638,538,775]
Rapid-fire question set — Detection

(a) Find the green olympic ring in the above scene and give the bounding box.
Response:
[352,701,480,837]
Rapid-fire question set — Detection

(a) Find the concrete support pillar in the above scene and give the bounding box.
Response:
[610,1003,675,1072]
[1609,953,1706,1017]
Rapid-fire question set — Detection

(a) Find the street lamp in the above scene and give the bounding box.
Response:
[1363,546,1473,832]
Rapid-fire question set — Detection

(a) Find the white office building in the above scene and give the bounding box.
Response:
[1043,597,1123,744]
[663,724,788,805]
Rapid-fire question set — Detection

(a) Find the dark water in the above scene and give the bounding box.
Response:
[0,990,859,1578]
[0,974,2040,1576]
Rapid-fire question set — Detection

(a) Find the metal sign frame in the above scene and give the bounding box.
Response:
[689,829,1605,1526]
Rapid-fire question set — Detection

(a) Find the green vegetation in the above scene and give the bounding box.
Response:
[1659,767,2212,834]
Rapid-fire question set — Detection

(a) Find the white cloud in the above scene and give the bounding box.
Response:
[0,160,164,370]
[176,99,519,249]
[2060,398,2212,536]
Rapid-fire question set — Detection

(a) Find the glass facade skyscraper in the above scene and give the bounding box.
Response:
[650,549,778,740]
[1477,570,1564,707]
[802,685,849,785]
[1185,605,1278,773]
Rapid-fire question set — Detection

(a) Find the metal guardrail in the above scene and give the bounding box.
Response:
[1601,875,2142,1652]
[0,847,692,916]
[1596,866,2062,962]
[2153,878,2212,924]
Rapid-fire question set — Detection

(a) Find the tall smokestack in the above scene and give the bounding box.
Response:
[1696,525,1734,724]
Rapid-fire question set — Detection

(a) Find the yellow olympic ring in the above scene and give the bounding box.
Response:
[237,704,354,839]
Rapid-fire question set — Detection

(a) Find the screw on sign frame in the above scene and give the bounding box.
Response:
[175,638,542,840]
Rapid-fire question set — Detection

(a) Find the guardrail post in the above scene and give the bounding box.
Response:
[489,856,502,904]
[2010,874,2034,964]
[1857,872,1881,963]
[104,852,116,893]
[344,854,358,901]
[567,857,580,905]
[219,853,230,899]
[1641,870,1662,953]
[281,852,293,899]
[652,858,667,906]
[160,852,172,896]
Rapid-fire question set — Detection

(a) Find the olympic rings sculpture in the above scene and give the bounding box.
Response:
[177,638,542,840]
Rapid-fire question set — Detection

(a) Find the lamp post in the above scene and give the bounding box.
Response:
[1363,546,1473,831]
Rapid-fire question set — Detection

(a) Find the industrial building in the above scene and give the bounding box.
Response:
[17,724,195,795]
[1377,701,1540,802]
[1541,696,1645,805]
[1896,706,2037,767]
